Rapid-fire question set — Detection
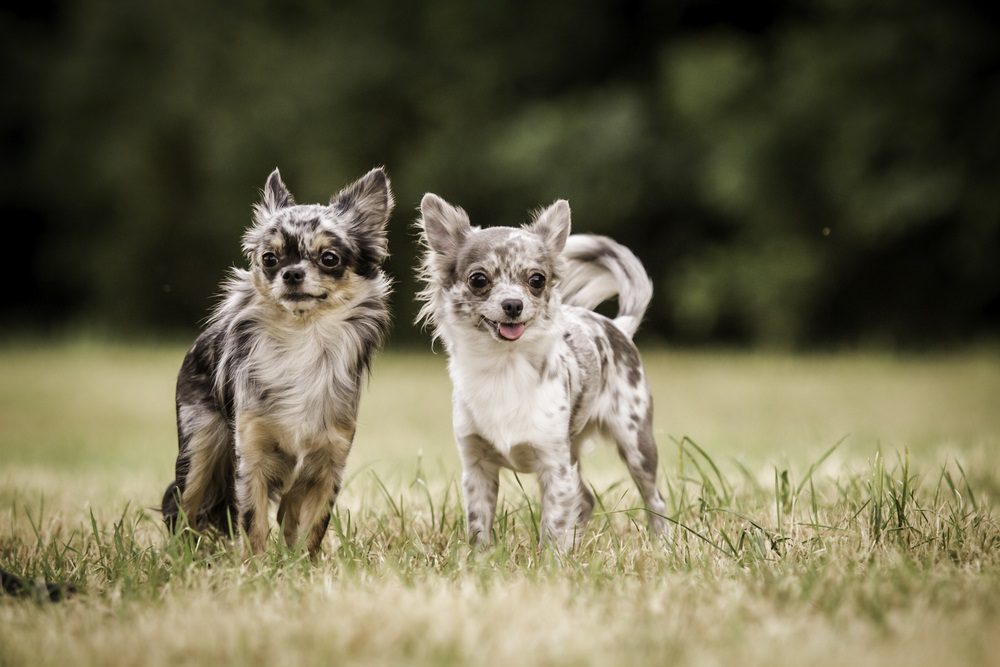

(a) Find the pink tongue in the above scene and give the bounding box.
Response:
[498,322,526,341]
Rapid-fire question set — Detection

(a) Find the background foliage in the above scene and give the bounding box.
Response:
[3,0,998,346]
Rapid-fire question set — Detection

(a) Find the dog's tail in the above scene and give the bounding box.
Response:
[559,234,652,338]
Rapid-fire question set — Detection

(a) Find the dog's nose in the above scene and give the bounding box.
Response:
[501,299,523,319]
[282,268,305,285]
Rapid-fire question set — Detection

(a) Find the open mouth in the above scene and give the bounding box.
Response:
[482,317,526,341]
[282,292,328,302]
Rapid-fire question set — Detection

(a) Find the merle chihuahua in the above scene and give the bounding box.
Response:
[416,194,668,549]
[162,167,393,555]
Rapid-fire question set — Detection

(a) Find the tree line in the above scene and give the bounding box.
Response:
[3,0,998,346]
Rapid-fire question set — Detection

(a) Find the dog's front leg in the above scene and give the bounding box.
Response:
[235,414,277,555]
[457,434,500,547]
[276,482,305,548]
[537,453,586,551]
[294,445,347,557]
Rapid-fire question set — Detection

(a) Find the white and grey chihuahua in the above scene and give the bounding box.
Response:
[416,194,668,549]
[162,167,393,556]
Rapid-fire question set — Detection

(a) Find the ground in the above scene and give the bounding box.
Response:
[1,341,998,666]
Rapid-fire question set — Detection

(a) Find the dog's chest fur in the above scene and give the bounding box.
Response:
[243,319,358,446]
[448,312,604,457]
[450,351,565,453]
[218,274,390,453]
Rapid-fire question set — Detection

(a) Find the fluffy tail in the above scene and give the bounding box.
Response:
[559,234,652,338]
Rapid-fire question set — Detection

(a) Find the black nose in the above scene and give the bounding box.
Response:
[282,268,305,285]
[501,299,523,319]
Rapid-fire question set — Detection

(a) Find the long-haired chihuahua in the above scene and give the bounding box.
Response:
[162,167,393,556]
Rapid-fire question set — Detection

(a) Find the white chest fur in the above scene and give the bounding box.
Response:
[449,344,570,453]
[242,316,361,450]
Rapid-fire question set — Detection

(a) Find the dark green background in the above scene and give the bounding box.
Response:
[4,0,998,347]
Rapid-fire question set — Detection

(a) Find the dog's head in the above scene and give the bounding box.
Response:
[416,194,571,345]
[242,167,393,316]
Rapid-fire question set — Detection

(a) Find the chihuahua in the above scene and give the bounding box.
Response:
[162,167,393,555]
[416,194,668,549]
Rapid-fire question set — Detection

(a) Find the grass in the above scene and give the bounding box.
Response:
[1,341,999,666]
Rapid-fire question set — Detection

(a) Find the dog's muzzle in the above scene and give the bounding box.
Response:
[481,317,526,341]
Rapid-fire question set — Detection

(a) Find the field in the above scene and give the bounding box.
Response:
[1,341,999,666]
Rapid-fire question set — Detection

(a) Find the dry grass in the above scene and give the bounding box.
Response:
[1,341,999,667]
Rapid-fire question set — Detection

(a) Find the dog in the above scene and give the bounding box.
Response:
[161,167,393,556]
[415,194,668,549]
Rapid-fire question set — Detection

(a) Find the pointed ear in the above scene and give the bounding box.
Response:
[331,167,394,253]
[528,199,571,254]
[419,193,471,256]
[256,168,294,217]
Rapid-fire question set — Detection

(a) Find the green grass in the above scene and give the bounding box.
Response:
[1,342,999,666]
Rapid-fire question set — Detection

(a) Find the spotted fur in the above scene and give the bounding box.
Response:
[161,167,393,556]
[416,194,668,549]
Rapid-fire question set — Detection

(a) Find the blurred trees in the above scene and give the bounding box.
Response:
[2,0,998,346]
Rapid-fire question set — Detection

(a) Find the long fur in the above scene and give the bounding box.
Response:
[162,167,393,556]
[415,194,667,549]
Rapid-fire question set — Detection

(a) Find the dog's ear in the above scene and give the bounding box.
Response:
[420,193,471,256]
[331,166,394,240]
[529,199,571,254]
[330,168,394,270]
[256,168,295,217]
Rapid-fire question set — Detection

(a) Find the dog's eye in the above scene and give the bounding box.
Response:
[468,272,489,290]
[320,251,340,268]
[262,252,279,268]
[528,273,546,290]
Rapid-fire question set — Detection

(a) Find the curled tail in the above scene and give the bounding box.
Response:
[559,234,652,338]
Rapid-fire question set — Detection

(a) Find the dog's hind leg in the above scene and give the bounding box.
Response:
[575,471,596,528]
[175,406,231,531]
[169,332,234,533]
[570,437,597,527]
[537,451,590,550]
[200,458,238,535]
[161,480,181,531]
[606,404,669,537]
